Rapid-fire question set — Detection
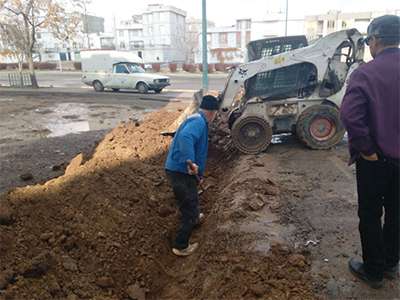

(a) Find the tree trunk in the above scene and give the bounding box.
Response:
[23,14,38,88]
[18,60,23,87]
[27,51,38,88]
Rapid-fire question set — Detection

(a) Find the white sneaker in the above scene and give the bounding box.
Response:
[172,242,199,257]
[199,213,205,223]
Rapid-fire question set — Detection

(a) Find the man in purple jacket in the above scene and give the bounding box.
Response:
[340,15,400,288]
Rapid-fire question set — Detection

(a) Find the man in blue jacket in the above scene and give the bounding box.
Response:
[165,95,219,256]
[340,15,400,288]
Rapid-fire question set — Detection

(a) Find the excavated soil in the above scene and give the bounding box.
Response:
[0,110,314,300]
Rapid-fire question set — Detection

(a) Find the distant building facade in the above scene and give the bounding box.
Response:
[185,17,215,63]
[251,13,305,40]
[305,10,400,41]
[114,4,187,63]
[114,15,144,58]
[33,14,107,62]
[141,4,186,63]
[195,19,251,64]
[195,16,306,64]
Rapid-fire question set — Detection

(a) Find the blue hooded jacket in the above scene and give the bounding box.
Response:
[165,112,209,176]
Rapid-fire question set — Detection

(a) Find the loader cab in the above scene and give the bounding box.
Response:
[244,35,315,101]
[245,62,318,101]
[247,35,308,62]
[319,38,359,97]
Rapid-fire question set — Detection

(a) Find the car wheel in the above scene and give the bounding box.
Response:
[93,80,104,92]
[154,88,162,94]
[137,82,149,94]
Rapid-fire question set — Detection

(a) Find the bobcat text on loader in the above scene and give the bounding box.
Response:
[219,29,365,154]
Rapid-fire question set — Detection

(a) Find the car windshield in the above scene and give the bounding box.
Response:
[126,63,145,73]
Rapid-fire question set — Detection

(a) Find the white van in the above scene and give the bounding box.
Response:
[81,50,170,93]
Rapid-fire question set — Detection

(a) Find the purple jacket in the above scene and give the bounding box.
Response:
[340,48,400,164]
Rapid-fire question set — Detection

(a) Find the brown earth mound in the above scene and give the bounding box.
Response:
[0,110,314,299]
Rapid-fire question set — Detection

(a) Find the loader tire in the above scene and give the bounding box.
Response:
[296,104,345,150]
[231,115,272,154]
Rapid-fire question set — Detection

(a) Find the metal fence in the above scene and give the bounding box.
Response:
[8,72,32,87]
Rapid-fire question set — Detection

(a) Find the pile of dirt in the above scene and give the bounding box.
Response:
[0,109,314,299]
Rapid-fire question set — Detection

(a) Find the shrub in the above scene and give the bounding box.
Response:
[198,63,215,73]
[74,62,82,70]
[169,63,177,72]
[151,63,161,72]
[183,63,197,73]
[215,63,227,72]
[34,62,57,70]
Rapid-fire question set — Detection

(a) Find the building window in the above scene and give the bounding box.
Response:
[118,30,124,37]
[159,25,165,34]
[246,31,251,44]
[129,30,141,39]
[342,21,347,29]
[154,12,160,22]
[219,33,228,46]
[317,20,324,33]
[236,32,241,48]
[133,41,144,48]
[327,20,335,30]
[160,12,168,22]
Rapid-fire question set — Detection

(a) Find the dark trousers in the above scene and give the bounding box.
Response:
[356,157,399,280]
[166,170,199,250]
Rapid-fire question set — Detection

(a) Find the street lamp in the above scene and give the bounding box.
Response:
[284,0,289,36]
[201,0,209,92]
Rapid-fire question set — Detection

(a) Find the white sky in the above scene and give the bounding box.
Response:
[89,0,400,31]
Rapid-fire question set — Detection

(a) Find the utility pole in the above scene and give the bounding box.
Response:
[284,0,288,36]
[201,0,209,92]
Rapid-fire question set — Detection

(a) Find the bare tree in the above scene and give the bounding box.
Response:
[0,21,28,86]
[0,21,26,71]
[0,0,71,87]
[72,0,91,49]
[185,18,200,63]
[49,9,81,61]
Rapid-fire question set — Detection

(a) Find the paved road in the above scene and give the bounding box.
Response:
[0,71,228,92]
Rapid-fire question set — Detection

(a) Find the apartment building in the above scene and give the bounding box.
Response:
[305,9,400,40]
[114,15,144,58]
[141,4,186,63]
[195,19,251,64]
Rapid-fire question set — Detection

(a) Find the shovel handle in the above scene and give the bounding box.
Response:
[186,160,201,183]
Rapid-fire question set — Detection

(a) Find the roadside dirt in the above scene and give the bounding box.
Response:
[0,91,182,194]
[0,106,398,299]
[0,130,107,194]
[267,139,400,299]
[0,109,314,300]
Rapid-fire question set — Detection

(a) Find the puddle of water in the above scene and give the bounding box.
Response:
[1,101,152,141]
[47,120,90,137]
[34,108,54,114]
[272,133,293,144]
[271,132,348,144]
[44,102,149,137]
